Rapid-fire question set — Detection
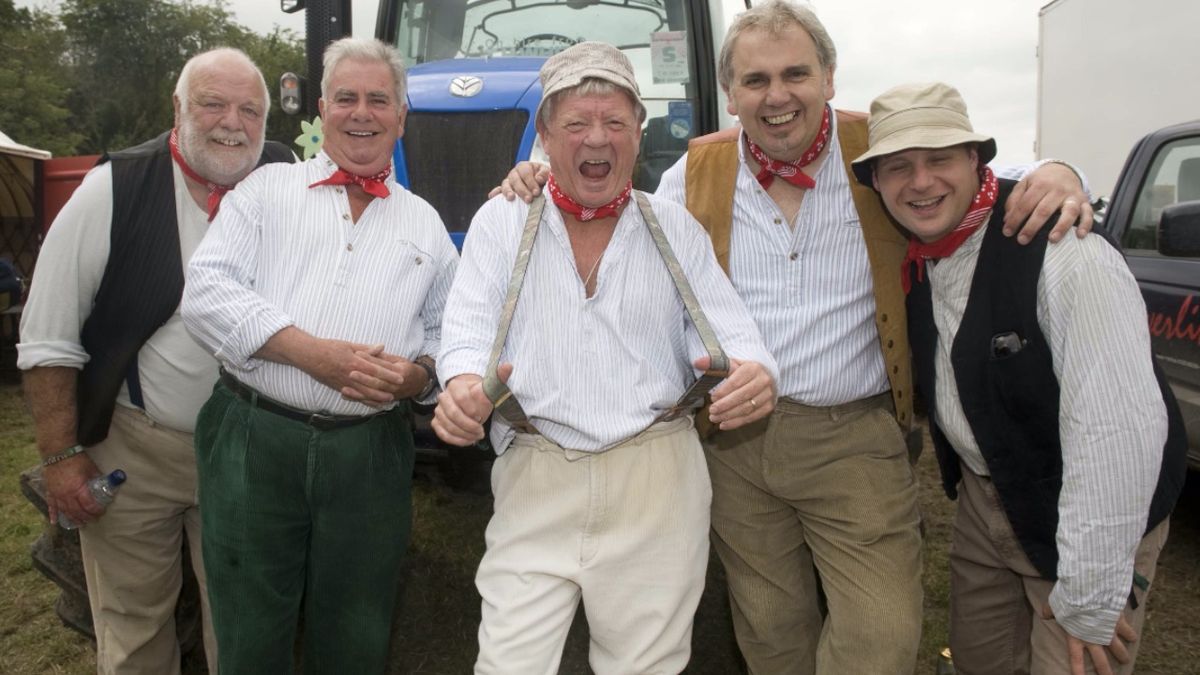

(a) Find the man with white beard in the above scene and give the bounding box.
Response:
[18,48,292,675]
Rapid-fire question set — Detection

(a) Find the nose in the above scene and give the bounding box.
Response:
[583,121,607,146]
[765,78,789,106]
[911,162,935,191]
[219,103,243,130]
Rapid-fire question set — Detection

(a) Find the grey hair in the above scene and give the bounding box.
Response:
[537,78,646,127]
[321,37,408,104]
[174,48,269,115]
[718,0,838,91]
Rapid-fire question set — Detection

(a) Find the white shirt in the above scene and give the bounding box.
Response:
[656,118,1060,406]
[18,161,218,433]
[182,152,458,416]
[927,222,1166,645]
[438,193,778,454]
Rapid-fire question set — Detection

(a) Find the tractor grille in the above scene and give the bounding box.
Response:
[401,110,529,234]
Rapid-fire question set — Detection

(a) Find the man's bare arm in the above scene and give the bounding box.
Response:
[24,366,103,525]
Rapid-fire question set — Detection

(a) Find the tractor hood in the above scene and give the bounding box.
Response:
[405,57,546,112]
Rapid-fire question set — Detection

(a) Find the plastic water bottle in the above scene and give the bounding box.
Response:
[57,470,127,530]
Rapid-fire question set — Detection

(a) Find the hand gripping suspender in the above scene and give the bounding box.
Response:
[481,190,730,437]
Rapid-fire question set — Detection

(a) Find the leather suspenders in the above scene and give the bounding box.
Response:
[481,191,729,437]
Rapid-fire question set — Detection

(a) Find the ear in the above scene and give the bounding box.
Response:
[871,168,880,192]
[822,65,836,102]
[396,103,408,138]
[172,94,183,128]
[967,144,980,169]
[318,96,327,121]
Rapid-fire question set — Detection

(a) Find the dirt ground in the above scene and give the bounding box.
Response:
[2,390,1198,673]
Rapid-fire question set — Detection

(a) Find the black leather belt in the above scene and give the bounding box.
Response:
[219,371,387,431]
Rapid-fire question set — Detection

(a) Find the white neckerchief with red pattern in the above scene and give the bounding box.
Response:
[546,174,632,222]
[168,129,234,222]
[901,165,999,294]
[745,104,832,191]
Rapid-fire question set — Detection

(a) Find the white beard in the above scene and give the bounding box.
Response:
[177,116,264,185]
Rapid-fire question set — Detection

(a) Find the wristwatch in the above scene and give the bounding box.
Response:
[414,355,438,399]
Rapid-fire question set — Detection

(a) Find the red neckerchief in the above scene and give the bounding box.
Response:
[308,165,392,199]
[901,165,999,294]
[745,104,832,191]
[546,174,632,222]
[168,129,234,222]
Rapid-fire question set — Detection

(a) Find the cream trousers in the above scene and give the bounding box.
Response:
[474,418,711,675]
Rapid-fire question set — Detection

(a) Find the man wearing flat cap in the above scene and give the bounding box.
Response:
[434,41,779,673]
[852,81,1187,675]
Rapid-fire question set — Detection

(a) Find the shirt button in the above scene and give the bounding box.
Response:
[774,217,782,225]
[336,188,343,194]
[789,252,798,261]
[415,257,423,265]
[887,339,894,349]
[342,213,350,221]
[346,243,353,251]
[880,313,888,323]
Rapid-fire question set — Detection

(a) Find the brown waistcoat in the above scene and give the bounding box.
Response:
[683,110,913,431]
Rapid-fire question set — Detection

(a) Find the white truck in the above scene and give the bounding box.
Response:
[1035,0,1200,197]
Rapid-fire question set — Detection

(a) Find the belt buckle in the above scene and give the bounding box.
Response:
[308,412,344,430]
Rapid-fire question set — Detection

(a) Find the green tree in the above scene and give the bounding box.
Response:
[58,0,304,153]
[0,0,83,156]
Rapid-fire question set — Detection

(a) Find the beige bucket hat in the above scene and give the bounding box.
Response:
[535,41,645,125]
[851,82,996,186]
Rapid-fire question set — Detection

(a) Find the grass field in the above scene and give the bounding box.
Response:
[1,384,1197,673]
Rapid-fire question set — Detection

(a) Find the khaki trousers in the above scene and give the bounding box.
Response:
[474,418,711,675]
[949,466,1169,675]
[706,394,923,675]
[80,404,216,675]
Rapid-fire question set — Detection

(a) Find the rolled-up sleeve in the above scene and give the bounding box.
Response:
[17,164,112,370]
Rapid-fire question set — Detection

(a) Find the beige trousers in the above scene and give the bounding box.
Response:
[949,466,1168,675]
[474,418,711,675]
[80,405,216,675]
[706,394,924,675]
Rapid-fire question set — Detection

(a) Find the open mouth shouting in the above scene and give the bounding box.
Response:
[579,159,612,179]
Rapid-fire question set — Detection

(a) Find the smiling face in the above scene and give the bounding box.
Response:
[319,57,407,175]
[873,145,981,243]
[173,55,266,185]
[724,25,835,162]
[537,88,641,209]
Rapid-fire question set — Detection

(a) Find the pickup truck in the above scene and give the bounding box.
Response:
[1099,119,1200,469]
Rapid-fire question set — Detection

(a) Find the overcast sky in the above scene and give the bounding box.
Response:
[17,0,1052,166]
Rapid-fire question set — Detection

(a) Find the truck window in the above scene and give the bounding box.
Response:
[1124,136,1200,252]
[390,0,702,158]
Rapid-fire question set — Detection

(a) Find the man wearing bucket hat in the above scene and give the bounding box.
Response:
[852,81,1187,675]
[493,3,1096,672]
[434,41,779,673]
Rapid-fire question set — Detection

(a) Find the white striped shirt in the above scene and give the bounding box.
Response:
[928,222,1166,644]
[657,118,887,405]
[656,118,1050,406]
[182,152,458,416]
[437,193,778,454]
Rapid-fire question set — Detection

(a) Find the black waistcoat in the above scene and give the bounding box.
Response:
[76,131,293,445]
[907,179,1188,580]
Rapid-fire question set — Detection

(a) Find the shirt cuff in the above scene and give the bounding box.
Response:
[16,340,89,370]
[1032,158,1094,201]
[1048,583,1123,645]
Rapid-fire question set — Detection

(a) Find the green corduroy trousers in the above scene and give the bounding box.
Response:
[194,381,414,675]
